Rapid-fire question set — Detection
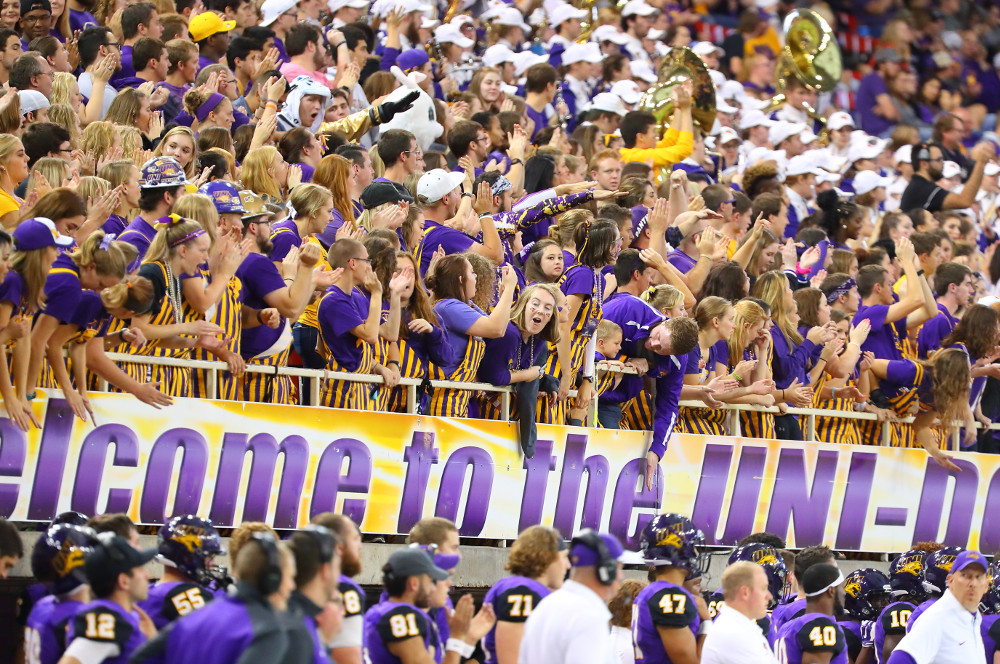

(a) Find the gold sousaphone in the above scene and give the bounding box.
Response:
[637,46,717,137]
[763,8,842,127]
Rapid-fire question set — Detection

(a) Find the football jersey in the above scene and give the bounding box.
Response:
[838,620,862,661]
[66,599,146,664]
[364,601,435,664]
[340,576,367,620]
[632,581,699,664]
[482,576,551,663]
[982,613,1000,661]
[772,597,806,633]
[137,581,215,630]
[24,595,85,664]
[905,597,936,631]
[874,600,915,664]
[775,613,848,664]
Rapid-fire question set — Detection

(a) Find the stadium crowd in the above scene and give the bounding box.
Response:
[0,510,997,664]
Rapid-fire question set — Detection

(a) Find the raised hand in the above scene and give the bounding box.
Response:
[389,263,414,295]
[849,319,871,346]
[473,180,493,215]
[253,48,280,81]
[298,242,322,268]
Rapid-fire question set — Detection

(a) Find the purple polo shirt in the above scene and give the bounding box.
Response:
[856,72,893,137]
[41,253,83,324]
[236,252,286,358]
[317,286,370,371]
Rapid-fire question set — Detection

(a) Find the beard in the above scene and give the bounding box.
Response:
[928,164,944,181]
[341,551,361,578]
[414,584,431,609]
[256,235,274,255]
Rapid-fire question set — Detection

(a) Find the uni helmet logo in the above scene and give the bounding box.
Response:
[939,555,956,571]
[898,557,923,576]
[173,525,205,552]
[752,549,778,566]
[844,579,862,598]
[216,191,232,203]
[654,523,685,548]
[52,538,85,576]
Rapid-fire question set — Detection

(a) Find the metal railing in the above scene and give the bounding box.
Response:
[100,353,990,451]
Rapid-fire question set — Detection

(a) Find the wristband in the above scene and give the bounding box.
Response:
[794,262,811,275]
[697,620,713,636]
[831,386,837,399]
[446,639,475,658]
[510,158,523,165]
[461,192,474,198]
[916,269,925,276]
[256,311,264,324]
[335,41,346,49]
[730,373,742,382]
[387,360,400,368]
[26,392,36,401]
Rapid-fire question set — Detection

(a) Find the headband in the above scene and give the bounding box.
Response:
[154,214,184,230]
[804,570,845,597]
[99,233,116,251]
[491,175,512,197]
[170,228,206,248]
[195,92,225,122]
[825,276,857,303]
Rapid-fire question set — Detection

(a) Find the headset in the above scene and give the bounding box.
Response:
[299,525,336,564]
[250,532,284,595]
[571,529,617,586]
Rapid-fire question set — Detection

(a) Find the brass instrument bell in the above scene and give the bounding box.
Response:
[638,46,717,136]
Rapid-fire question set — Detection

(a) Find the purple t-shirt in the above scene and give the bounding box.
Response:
[118,215,157,263]
[666,248,698,274]
[916,304,958,359]
[26,595,85,664]
[524,104,554,141]
[268,219,302,263]
[433,298,485,375]
[0,269,25,312]
[855,302,905,362]
[418,220,475,276]
[856,72,892,137]
[41,253,83,323]
[69,8,97,31]
[235,252,286,358]
[600,292,664,404]
[769,327,816,390]
[317,286,369,371]
[103,214,129,236]
[478,320,546,385]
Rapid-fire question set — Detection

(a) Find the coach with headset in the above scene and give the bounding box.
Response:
[130,532,295,664]
[518,530,625,664]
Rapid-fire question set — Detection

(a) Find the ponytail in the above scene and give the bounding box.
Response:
[101,275,154,313]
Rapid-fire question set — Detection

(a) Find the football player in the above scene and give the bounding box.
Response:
[774,563,848,664]
[840,568,892,662]
[362,547,493,664]
[863,549,927,664]
[137,515,226,629]
[979,560,1000,663]
[58,534,156,664]
[633,513,712,663]
[26,524,99,664]
[286,525,343,664]
[772,546,838,632]
[724,543,788,647]
[313,512,367,664]
[906,545,962,630]
[482,525,570,664]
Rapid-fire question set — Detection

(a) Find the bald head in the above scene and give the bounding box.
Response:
[720,561,771,620]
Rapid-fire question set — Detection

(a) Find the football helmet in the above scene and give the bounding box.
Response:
[843,568,893,621]
[728,543,787,607]
[639,514,709,577]
[31,524,99,595]
[157,515,226,585]
[889,549,927,600]
[922,546,964,595]
[51,511,89,527]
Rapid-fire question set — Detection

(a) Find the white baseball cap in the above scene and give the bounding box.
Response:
[827,111,854,131]
[513,50,548,76]
[717,126,740,145]
[591,24,630,44]
[817,169,841,184]
[941,160,962,179]
[450,14,475,30]
[482,44,516,67]
[717,96,739,114]
[786,154,824,177]
[18,90,48,115]
[621,0,657,16]
[986,162,1000,176]
[610,80,642,106]
[630,60,657,83]
[853,170,892,195]
[549,2,587,26]
[893,144,912,165]
[260,0,296,26]
[562,42,603,65]
[769,121,806,147]
[739,109,776,131]
[645,28,666,41]
[590,91,628,115]
[420,16,440,29]
[434,23,474,48]
[848,141,884,163]
[495,6,530,30]
[691,41,722,57]
[417,169,466,203]
[720,79,747,102]
[801,128,818,145]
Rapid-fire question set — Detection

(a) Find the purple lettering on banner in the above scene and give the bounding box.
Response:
[719,446,768,546]
[518,438,555,532]
[978,465,1000,553]
[692,444,733,544]
[397,430,439,533]
[139,428,209,524]
[835,451,878,550]
[553,433,610,537]
[764,448,839,547]
[609,457,661,550]
[71,424,139,516]
[208,432,309,528]
[435,446,494,536]
[0,418,26,516]
[27,399,75,520]
[911,458,979,546]
[310,438,372,525]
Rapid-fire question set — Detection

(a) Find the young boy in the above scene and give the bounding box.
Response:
[569,320,624,424]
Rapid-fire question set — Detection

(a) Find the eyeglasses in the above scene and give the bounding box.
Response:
[475,136,490,143]
[21,13,51,23]
[103,41,122,49]
[352,256,372,263]
[928,157,945,163]
[404,148,423,157]
[250,218,272,225]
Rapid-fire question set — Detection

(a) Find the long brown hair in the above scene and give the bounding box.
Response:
[942,304,1000,360]
[928,348,971,427]
[396,251,438,338]
[11,247,52,311]
[793,287,824,329]
[426,254,470,303]
[312,154,356,227]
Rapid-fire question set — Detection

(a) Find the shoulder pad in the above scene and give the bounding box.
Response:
[493,585,544,623]
[795,616,845,655]
[879,604,913,635]
[646,586,697,628]
[72,608,133,646]
[161,583,212,622]
[376,605,430,644]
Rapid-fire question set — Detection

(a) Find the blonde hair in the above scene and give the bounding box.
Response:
[98,160,135,189]
[752,270,801,344]
[171,193,220,246]
[694,295,732,331]
[153,126,198,179]
[47,104,80,147]
[241,146,282,199]
[81,122,118,166]
[743,228,779,277]
[368,144,384,179]
[644,284,684,312]
[69,230,129,278]
[289,183,332,224]
[51,73,79,107]
[0,93,20,135]
[27,158,70,192]
[144,217,206,265]
[728,299,767,366]
[115,126,143,167]
[76,176,111,205]
[11,247,50,311]
[206,147,235,180]
[106,89,147,128]
[0,135,22,171]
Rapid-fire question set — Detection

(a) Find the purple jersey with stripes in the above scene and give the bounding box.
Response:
[874,601,915,664]
[776,613,848,664]
[363,601,435,664]
[25,595,85,664]
[772,597,807,633]
[481,576,551,663]
[137,580,215,630]
[67,599,145,664]
[632,581,699,664]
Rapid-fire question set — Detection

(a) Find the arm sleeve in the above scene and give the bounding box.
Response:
[64,639,122,664]
[317,108,375,142]
[770,332,816,386]
[504,190,596,231]
[424,325,456,368]
[478,333,516,385]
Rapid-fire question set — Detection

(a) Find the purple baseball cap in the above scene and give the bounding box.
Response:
[570,533,624,567]
[953,549,988,573]
[13,217,74,251]
[631,205,649,243]
[397,49,430,72]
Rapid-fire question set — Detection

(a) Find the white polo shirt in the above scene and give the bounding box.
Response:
[701,604,779,664]
[894,589,985,664]
[518,579,614,664]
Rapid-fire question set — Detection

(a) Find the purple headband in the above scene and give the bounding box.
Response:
[826,276,857,303]
[195,92,225,122]
[170,228,206,248]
